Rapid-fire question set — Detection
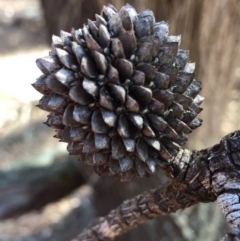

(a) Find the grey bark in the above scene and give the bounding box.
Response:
[74,131,240,241]
[2,131,240,240]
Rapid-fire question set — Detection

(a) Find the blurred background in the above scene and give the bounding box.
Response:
[1,0,240,240]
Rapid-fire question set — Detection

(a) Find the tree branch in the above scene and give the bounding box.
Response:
[74,179,210,241]
[2,131,240,240]
[73,130,240,241]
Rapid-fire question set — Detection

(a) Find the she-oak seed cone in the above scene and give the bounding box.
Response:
[33,4,203,182]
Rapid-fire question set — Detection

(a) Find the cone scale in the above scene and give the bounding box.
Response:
[33,4,203,182]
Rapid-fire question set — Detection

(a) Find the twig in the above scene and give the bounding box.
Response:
[73,130,240,241]
[74,180,203,241]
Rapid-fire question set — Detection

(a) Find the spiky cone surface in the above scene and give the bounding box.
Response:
[33,4,203,182]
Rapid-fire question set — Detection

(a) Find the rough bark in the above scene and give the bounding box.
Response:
[2,130,240,240]
[75,181,209,241]
[73,130,240,241]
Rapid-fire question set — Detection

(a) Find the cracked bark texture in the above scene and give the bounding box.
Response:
[210,132,240,241]
[73,131,240,241]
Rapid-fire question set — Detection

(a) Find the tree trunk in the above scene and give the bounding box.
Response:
[40,0,100,40]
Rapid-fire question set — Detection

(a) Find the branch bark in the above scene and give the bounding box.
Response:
[2,131,240,240]
[75,180,209,241]
[73,130,240,241]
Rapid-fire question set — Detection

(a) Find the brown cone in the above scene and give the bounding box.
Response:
[33,3,203,182]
